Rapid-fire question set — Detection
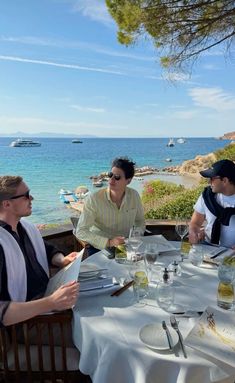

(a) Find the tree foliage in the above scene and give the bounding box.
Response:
[106,0,235,71]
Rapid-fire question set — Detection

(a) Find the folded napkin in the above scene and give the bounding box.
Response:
[79,277,118,292]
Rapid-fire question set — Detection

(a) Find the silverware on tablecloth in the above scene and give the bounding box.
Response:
[170,315,187,358]
[162,321,173,350]
[210,248,228,259]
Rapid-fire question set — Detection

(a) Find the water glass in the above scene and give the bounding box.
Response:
[189,245,203,267]
[115,244,127,264]
[129,262,149,305]
[156,282,175,311]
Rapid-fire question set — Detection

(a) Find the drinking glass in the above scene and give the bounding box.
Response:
[129,261,149,307]
[175,219,189,261]
[217,264,235,310]
[143,243,159,280]
[127,238,142,260]
[156,282,175,311]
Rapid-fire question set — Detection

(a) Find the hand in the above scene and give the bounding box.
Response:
[189,229,204,244]
[109,236,125,247]
[61,252,78,267]
[49,281,79,311]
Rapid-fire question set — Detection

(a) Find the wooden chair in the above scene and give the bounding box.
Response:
[0,309,91,383]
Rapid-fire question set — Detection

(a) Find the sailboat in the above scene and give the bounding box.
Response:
[166,138,175,147]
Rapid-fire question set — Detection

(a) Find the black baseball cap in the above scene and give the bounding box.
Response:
[200,159,235,180]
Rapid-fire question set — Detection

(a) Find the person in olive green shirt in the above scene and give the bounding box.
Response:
[76,157,145,256]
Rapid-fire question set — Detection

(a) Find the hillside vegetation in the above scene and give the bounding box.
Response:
[142,143,235,219]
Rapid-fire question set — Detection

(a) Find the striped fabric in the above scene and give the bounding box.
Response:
[76,187,145,250]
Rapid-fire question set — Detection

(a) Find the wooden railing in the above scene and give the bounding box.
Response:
[41,219,180,253]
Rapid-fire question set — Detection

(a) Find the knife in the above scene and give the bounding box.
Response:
[80,282,116,292]
[162,321,173,350]
[210,248,228,259]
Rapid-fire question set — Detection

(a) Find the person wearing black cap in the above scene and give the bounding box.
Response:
[189,159,235,248]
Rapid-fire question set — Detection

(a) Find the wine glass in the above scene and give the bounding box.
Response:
[175,219,189,261]
[128,226,144,260]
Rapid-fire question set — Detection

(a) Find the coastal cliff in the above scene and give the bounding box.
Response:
[162,152,216,176]
[219,131,235,140]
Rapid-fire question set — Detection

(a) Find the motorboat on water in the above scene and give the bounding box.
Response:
[93,179,104,187]
[166,138,175,147]
[72,139,83,143]
[177,138,186,144]
[59,189,78,204]
[9,139,41,147]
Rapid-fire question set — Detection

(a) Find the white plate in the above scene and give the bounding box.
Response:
[141,235,178,253]
[139,323,178,351]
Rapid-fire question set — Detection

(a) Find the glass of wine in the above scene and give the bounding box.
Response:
[175,219,189,261]
[128,226,144,261]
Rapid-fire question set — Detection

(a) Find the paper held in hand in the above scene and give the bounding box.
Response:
[44,249,84,296]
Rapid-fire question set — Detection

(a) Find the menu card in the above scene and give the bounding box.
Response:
[44,249,84,296]
[185,306,235,367]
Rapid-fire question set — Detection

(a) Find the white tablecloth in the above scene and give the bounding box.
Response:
[72,238,235,383]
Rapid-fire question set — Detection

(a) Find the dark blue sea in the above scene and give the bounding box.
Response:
[0,137,230,224]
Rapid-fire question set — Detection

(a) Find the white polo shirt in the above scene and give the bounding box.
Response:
[194,193,235,247]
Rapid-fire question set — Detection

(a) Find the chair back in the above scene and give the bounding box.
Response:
[0,310,90,382]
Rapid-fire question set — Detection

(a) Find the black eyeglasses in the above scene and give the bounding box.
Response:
[108,172,122,181]
[10,190,31,200]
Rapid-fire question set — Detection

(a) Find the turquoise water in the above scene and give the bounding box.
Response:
[0,137,230,224]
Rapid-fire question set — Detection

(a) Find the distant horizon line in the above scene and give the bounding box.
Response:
[0,135,228,139]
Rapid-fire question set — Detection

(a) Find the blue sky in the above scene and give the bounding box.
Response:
[0,0,235,138]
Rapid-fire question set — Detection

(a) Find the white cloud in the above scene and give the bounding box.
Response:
[0,55,125,76]
[0,35,154,62]
[70,104,105,113]
[189,87,235,111]
[71,0,113,26]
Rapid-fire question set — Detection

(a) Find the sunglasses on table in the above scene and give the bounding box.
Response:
[107,172,122,181]
[9,190,31,200]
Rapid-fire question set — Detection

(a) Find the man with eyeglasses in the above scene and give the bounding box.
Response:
[76,157,145,256]
[0,175,79,327]
[189,159,235,248]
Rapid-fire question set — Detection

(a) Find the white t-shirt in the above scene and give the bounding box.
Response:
[194,192,235,247]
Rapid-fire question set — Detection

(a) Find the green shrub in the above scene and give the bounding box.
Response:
[142,180,204,219]
[142,180,184,204]
[215,143,235,161]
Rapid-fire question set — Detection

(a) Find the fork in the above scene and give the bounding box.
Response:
[170,315,187,358]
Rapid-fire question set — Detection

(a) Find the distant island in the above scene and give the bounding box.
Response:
[219,131,235,140]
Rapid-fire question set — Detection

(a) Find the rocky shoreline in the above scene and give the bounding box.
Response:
[90,151,218,181]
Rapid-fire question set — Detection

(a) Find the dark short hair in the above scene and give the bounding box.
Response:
[0,175,23,201]
[111,157,136,179]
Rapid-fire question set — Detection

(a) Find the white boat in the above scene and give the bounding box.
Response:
[177,138,186,144]
[166,138,175,147]
[165,158,172,162]
[10,139,41,147]
[93,179,104,187]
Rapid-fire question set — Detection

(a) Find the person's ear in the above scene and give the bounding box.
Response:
[127,178,132,185]
[1,200,9,208]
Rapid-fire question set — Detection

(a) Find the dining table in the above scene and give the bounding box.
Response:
[72,236,235,383]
